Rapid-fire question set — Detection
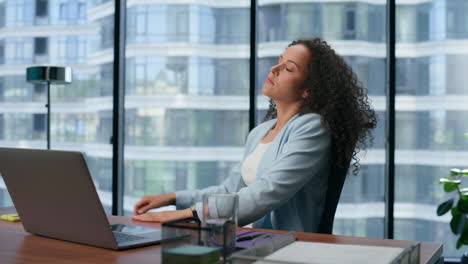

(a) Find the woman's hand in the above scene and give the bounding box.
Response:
[131,209,193,223]
[133,193,176,215]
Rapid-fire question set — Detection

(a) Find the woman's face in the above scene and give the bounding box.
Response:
[262,44,311,104]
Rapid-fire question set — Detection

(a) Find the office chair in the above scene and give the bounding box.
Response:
[316,142,350,234]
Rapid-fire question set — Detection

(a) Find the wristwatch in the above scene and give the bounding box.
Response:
[190,204,200,222]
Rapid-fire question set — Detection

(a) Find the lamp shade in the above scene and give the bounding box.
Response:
[26,66,72,84]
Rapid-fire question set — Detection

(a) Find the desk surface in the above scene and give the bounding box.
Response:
[0,207,442,264]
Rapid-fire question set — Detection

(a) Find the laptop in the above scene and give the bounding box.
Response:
[0,147,175,250]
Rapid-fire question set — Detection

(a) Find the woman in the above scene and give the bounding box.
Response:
[132,38,377,232]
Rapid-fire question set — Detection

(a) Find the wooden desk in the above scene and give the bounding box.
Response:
[0,207,442,264]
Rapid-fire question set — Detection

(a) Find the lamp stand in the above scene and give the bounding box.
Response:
[26,66,72,150]
[46,81,51,150]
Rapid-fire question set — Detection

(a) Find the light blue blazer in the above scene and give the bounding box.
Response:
[175,113,332,232]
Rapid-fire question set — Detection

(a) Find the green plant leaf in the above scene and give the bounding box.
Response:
[440,177,462,192]
[459,224,468,246]
[453,207,461,217]
[437,198,454,216]
[451,169,462,176]
[459,199,468,214]
[451,213,466,234]
[441,177,462,184]
[462,169,468,176]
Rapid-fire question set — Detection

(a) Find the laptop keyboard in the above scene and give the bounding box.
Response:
[113,232,145,243]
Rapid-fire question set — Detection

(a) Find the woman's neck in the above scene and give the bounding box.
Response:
[272,101,302,132]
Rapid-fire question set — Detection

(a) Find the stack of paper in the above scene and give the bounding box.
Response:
[260,241,418,264]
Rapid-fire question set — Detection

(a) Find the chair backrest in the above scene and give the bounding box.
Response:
[316,142,350,234]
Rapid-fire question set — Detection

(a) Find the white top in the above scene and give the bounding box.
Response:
[241,142,270,185]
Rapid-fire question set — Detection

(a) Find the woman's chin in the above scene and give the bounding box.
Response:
[261,85,272,97]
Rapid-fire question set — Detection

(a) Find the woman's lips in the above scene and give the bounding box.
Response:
[267,77,274,85]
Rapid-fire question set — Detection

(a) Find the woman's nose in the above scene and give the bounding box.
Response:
[270,63,282,75]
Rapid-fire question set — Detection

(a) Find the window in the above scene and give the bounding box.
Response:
[33,114,46,132]
[368,5,385,42]
[445,1,468,39]
[78,3,86,20]
[258,1,386,239]
[344,5,356,39]
[0,40,4,64]
[215,59,249,96]
[216,8,250,44]
[395,1,468,258]
[259,5,281,42]
[33,84,45,102]
[284,4,322,42]
[34,37,47,55]
[59,3,67,20]
[0,0,114,213]
[123,3,250,215]
[0,2,5,28]
[0,114,4,140]
[0,78,3,102]
[167,5,189,42]
[100,63,113,96]
[35,0,48,17]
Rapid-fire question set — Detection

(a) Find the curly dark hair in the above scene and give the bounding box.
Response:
[263,38,377,175]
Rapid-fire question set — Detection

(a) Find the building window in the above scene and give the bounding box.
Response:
[33,114,46,134]
[0,40,4,64]
[0,114,3,140]
[134,167,146,192]
[78,3,86,20]
[0,78,3,102]
[59,3,67,20]
[344,5,356,39]
[34,37,47,55]
[35,0,48,17]
[33,83,45,101]
[175,163,187,191]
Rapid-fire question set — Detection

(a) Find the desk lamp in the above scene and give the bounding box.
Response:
[26,66,72,149]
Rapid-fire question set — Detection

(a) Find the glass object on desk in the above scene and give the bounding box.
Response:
[161,220,222,264]
[203,193,239,260]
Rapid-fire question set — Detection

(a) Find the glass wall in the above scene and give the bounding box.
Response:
[0,0,113,213]
[119,2,250,214]
[256,1,386,238]
[395,0,468,257]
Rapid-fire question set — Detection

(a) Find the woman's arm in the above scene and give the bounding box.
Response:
[174,121,271,210]
[174,162,242,210]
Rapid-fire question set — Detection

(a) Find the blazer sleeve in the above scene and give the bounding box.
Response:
[174,162,242,210]
[235,115,331,226]
[174,125,264,210]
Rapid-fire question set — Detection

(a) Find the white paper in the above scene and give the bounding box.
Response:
[261,241,405,264]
